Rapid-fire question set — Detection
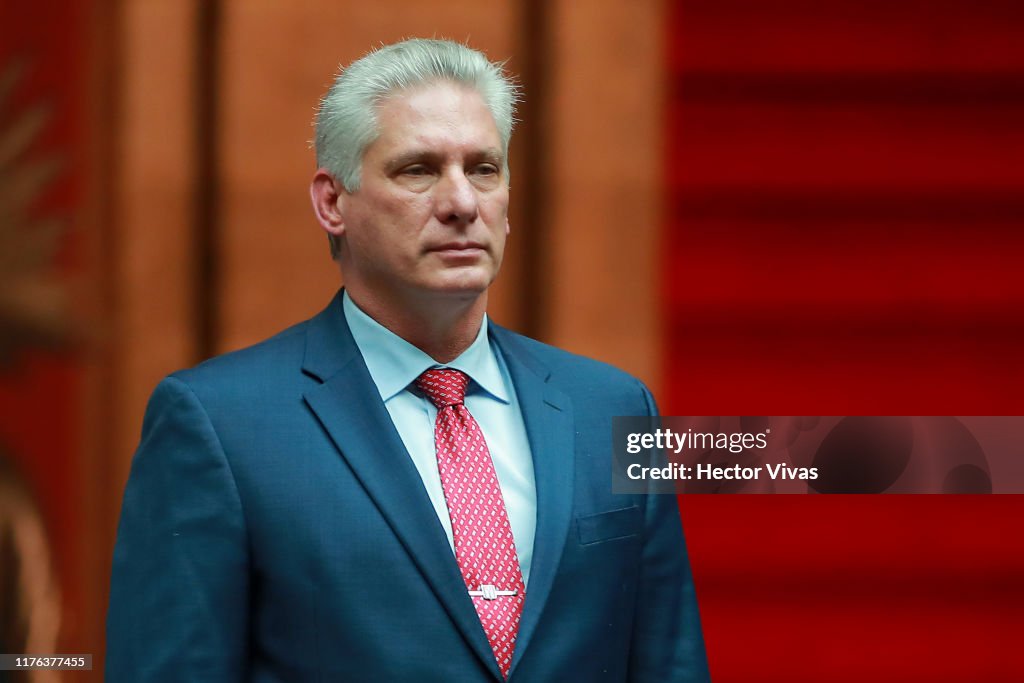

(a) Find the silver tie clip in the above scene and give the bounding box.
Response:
[468,585,518,600]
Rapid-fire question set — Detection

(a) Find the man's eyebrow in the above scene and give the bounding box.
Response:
[473,148,504,163]
[384,150,441,173]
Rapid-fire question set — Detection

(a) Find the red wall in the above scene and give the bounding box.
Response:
[664,2,1024,680]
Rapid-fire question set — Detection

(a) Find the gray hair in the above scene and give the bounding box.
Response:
[314,38,518,191]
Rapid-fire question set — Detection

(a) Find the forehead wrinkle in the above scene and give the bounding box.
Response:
[379,82,497,129]
[375,81,472,122]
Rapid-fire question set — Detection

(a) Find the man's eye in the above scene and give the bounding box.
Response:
[473,164,499,176]
[401,165,429,176]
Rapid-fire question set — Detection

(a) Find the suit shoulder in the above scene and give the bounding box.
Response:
[169,319,309,393]
[492,325,649,394]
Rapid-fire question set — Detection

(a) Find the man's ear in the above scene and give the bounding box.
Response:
[505,215,510,236]
[310,168,346,241]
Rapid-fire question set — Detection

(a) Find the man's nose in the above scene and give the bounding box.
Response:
[434,170,479,225]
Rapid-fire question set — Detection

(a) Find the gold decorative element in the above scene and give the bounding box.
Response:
[0,455,61,683]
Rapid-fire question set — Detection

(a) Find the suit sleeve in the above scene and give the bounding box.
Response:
[628,380,711,682]
[106,376,250,682]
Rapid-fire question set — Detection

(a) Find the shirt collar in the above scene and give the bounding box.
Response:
[343,290,509,404]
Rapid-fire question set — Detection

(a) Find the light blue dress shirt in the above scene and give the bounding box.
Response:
[343,292,536,585]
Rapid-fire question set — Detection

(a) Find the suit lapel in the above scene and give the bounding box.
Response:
[490,325,576,678]
[300,293,503,680]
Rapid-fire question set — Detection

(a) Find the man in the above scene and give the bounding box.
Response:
[107,39,709,682]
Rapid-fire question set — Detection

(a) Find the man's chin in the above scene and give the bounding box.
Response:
[421,271,495,299]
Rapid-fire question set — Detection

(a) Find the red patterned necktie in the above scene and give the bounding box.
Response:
[416,368,526,679]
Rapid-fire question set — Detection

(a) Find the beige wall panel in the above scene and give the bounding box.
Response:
[218,0,521,352]
[547,0,664,393]
[113,0,198,473]
[79,0,118,665]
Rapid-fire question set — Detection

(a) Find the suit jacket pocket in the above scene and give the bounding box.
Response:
[576,506,643,545]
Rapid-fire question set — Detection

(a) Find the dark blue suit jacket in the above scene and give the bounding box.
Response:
[106,291,709,682]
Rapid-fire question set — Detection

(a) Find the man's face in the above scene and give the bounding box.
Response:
[336,81,510,307]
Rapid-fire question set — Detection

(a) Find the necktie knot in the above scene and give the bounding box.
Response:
[416,368,470,408]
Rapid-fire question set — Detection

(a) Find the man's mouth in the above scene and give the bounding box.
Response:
[428,242,486,256]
